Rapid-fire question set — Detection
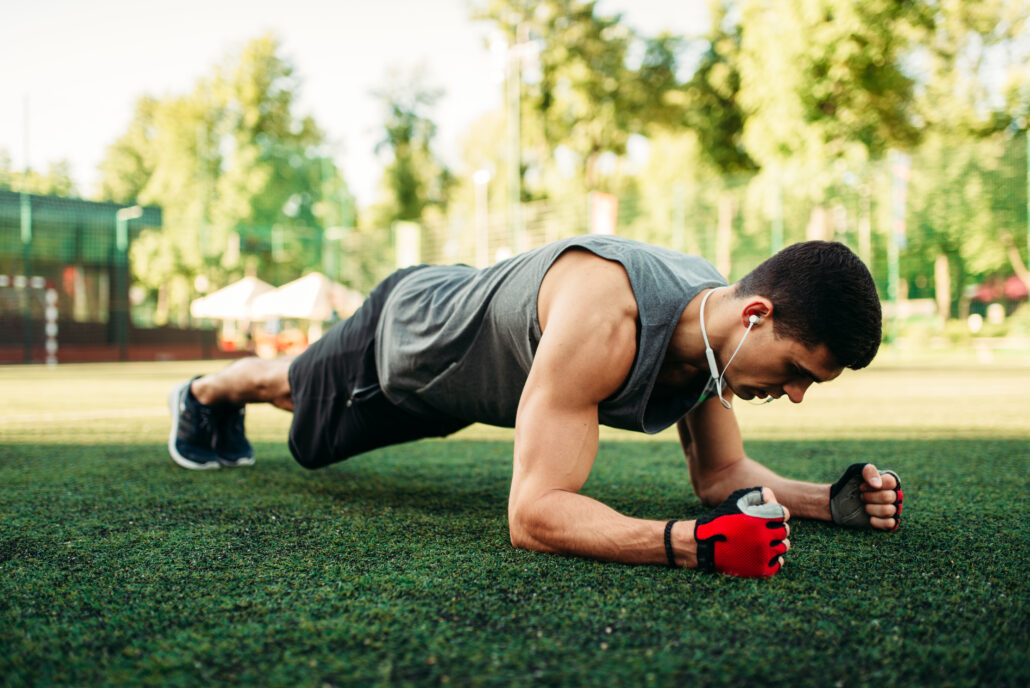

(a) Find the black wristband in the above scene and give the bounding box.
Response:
[664,519,679,568]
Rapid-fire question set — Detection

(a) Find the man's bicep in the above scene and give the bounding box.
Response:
[511,283,636,497]
[512,388,599,495]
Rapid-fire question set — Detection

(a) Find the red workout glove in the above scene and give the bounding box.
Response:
[829,463,903,531]
[694,487,789,578]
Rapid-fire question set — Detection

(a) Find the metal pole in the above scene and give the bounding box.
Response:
[20,192,32,362]
[115,215,128,361]
[115,206,142,361]
[672,182,686,253]
[886,151,900,342]
[507,25,525,255]
[20,95,32,362]
[474,170,490,267]
[887,150,910,340]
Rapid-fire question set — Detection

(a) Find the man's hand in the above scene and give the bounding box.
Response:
[695,486,790,578]
[830,463,903,531]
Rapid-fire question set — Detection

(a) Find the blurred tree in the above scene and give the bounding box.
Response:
[0,150,79,196]
[685,2,755,178]
[914,0,1029,136]
[97,97,159,204]
[682,0,759,275]
[97,34,353,324]
[739,0,922,197]
[904,131,1029,319]
[369,69,454,225]
[907,0,1030,311]
[474,0,686,193]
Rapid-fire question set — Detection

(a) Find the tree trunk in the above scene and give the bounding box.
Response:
[858,189,872,267]
[806,205,828,241]
[1006,243,1030,292]
[716,192,734,278]
[584,149,600,193]
[934,253,951,323]
[155,283,169,327]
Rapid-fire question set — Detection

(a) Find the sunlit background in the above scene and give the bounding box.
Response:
[1,0,1028,363]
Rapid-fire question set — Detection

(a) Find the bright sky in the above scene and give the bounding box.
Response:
[0,0,706,207]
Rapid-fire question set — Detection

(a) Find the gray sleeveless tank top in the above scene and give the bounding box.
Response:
[375,235,727,433]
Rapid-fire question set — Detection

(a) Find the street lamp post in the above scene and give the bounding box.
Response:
[503,23,541,257]
[114,205,143,361]
[474,169,492,268]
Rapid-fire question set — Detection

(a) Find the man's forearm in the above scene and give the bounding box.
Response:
[509,489,698,567]
[697,456,830,520]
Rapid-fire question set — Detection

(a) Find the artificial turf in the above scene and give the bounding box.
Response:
[1,358,1028,687]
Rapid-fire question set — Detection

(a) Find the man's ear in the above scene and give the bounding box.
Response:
[741,297,773,327]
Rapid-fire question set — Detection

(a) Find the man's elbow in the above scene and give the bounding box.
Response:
[691,473,722,507]
[692,458,747,507]
[507,506,535,551]
[507,500,552,553]
[509,523,530,551]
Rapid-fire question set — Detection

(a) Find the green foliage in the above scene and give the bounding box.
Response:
[739,0,923,203]
[0,150,78,197]
[904,132,1026,303]
[683,1,756,178]
[368,69,454,227]
[462,0,1029,318]
[476,0,687,193]
[912,0,1030,135]
[96,34,354,325]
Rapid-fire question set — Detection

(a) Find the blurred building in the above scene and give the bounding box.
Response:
[0,191,214,363]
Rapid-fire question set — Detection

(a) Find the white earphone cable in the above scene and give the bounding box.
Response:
[700,288,759,410]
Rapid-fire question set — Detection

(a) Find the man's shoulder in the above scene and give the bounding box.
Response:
[554,236,725,284]
[540,249,639,320]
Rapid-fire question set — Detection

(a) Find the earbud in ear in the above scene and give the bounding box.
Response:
[748,314,761,325]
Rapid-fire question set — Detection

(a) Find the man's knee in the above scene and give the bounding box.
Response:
[288,435,340,470]
[256,356,294,401]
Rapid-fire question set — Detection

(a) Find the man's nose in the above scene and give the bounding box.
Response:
[785,379,813,403]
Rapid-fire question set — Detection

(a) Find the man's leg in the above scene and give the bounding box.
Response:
[191,356,295,411]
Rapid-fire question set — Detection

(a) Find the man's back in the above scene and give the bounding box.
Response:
[375,235,726,430]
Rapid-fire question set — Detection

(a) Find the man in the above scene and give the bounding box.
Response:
[168,236,902,578]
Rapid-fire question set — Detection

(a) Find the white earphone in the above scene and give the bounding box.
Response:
[700,289,764,409]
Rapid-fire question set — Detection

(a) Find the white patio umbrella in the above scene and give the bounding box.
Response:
[190,276,275,320]
[251,272,364,321]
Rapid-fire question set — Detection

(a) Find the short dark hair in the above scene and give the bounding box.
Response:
[734,241,882,370]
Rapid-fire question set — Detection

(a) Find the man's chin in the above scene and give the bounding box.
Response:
[729,384,760,401]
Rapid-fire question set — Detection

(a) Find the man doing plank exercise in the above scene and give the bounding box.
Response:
[169,236,902,578]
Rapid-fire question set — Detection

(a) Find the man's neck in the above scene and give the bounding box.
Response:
[658,287,730,388]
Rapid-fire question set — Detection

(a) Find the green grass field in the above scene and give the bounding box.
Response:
[2,353,1029,687]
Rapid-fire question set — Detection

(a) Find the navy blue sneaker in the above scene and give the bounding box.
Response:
[167,378,221,470]
[215,403,254,467]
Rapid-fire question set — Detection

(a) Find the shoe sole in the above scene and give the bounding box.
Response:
[219,455,255,468]
[167,382,221,471]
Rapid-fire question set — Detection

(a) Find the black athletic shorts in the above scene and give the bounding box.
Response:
[287,266,470,469]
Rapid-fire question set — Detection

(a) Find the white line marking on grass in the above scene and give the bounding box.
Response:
[0,408,168,424]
